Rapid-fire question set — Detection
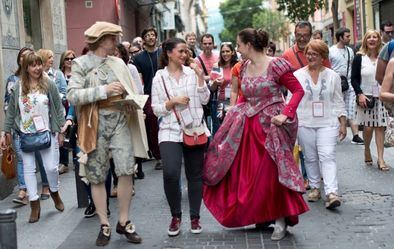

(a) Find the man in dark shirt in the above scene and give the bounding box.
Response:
[133,27,162,169]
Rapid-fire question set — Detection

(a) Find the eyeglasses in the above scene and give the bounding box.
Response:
[306,52,320,58]
[65,57,74,61]
[295,33,311,40]
[144,33,156,39]
[384,31,394,35]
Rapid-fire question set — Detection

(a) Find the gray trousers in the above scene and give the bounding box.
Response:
[159,142,205,220]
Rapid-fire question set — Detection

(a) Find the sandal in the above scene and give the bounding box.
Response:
[364,149,373,166]
[377,160,390,171]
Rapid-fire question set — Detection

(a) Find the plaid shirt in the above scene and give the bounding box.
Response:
[151,65,211,143]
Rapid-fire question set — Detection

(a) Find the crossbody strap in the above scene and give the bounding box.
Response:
[292,46,305,68]
[160,75,204,127]
[345,46,350,77]
[197,56,209,76]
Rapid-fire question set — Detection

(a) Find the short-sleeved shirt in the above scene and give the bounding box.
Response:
[329,45,354,78]
[195,52,219,75]
[133,48,162,95]
[231,62,243,97]
[378,41,394,62]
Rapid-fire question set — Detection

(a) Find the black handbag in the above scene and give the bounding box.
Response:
[356,95,375,109]
[19,131,51,153]
[340,76,349,92]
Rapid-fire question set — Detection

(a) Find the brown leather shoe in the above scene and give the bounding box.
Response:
[28,200,40,223]
[96,224,111,246]
[49,191,64,211]
[116,220,142,243]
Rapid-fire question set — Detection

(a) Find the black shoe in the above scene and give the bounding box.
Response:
[96,224,111,246]
[154,160,162,170]
[116,220,142,243]
[136,171,145,179]
[351,135,364,145]
[84,203,96,218]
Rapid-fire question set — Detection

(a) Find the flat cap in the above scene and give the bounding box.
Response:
[84,21,122,44]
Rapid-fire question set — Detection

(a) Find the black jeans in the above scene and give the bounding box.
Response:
[159,142,205,220]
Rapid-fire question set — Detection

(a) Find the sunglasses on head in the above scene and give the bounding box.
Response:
[221,42,232,46]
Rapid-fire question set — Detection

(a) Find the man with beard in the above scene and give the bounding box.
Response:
[133,27,162,169]
[329,27,364,145]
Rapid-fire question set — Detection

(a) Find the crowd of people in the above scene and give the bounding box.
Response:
[1,19,394,247]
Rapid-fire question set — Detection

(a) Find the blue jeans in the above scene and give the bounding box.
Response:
[13,133,49,190]
[210,98,219,136]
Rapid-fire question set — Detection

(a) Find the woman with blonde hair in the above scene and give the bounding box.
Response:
[0,52,66,223]
[351,30,389,171]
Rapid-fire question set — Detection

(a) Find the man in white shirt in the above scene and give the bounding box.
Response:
[329,27,364,145]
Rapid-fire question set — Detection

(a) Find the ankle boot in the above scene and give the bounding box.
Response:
[29,200,41,223]
[50,190,64,212]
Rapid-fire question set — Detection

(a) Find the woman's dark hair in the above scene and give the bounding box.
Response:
[238,28,269,52]
[15,47,33,76]
[218,43,238,68]
[116,43,130,64]
[159,37,186,68]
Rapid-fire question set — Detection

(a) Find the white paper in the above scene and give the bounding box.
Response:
[180,108,193,126]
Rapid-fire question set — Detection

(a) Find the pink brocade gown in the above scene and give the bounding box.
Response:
[203,58,309,228]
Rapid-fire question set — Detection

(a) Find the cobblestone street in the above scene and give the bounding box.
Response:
[1,132,394,249]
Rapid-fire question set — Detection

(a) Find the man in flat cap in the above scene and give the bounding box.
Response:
[67,21,143,246]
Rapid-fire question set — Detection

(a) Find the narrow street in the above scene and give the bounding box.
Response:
[1,131,394,249]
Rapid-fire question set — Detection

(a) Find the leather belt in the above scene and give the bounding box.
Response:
[98,95,123,109]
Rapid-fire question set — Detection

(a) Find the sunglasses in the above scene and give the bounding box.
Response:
[221,42,232,46]
[65,57,74,61]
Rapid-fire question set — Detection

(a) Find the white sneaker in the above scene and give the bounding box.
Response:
[271,224,287,241]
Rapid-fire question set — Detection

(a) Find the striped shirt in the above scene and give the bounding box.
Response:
[151,65,211,143]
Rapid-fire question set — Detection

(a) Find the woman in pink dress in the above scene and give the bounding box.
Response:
[203,28,309,241]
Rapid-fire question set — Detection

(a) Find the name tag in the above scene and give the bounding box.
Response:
[312,101,324,117]
[180,108,193,126]
[32,115,46,131]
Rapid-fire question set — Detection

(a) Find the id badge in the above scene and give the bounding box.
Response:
[312,102,324,117]
[372,85,380,97]
[180,108,193,126]
[32,115,47,131]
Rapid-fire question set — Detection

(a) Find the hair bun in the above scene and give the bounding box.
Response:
[256,29,269,48]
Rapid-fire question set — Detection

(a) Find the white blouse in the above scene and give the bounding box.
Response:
[19,91,50,133]
[151,65,211,143]
[291,67,346,128]
[360,55,379,96]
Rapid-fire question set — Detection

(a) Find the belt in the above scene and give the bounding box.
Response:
[98,95,123,109]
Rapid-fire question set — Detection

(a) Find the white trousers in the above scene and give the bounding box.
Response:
[21,134,60,201]
[297,126,339,196]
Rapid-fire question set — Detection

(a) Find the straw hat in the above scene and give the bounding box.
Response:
[84,21,122,44]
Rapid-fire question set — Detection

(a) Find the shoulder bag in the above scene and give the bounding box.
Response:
[161,75,208,147]
[340,47,350,92]
[19,131,51,153]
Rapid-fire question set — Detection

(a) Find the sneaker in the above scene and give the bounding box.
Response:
[190,218,202,234]
[307,188,321,202]
[351,135,364,145]
[84,203,96,218]
[96,224,111,246]
[325,193,341,209]
[58,164,69,174]
[116,220,142,243]
[168,217,181,236]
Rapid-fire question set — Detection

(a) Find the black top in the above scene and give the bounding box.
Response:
[133,48,162,95]
[350,54,363,95]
